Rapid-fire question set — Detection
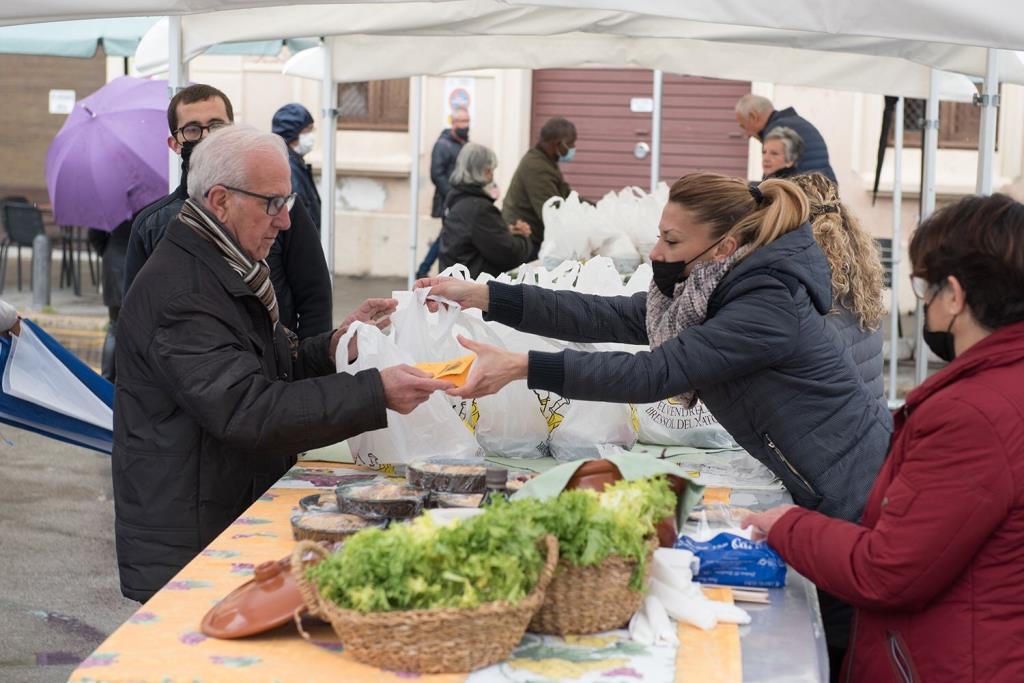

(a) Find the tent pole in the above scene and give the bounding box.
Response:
[407,76,423,290]
[887,96,904,405]
[975,48,999,195]
[914,69,940,386]
[320,38,337,283]
[650,69,663,192]
[167,16,189,193]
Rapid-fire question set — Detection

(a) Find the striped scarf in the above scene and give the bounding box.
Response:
[179,200,299,357]
[645,244,751,408]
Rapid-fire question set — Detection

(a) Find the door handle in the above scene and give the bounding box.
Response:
[635,129,650,136]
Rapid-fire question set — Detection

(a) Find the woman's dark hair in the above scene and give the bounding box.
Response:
[909,193,1024,330]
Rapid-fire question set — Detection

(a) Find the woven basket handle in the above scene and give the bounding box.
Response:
[535,535,560,594]
[290,540,330,621]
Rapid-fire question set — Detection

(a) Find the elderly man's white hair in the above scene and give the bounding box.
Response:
[187,124,289,202]
[735,94,775,118]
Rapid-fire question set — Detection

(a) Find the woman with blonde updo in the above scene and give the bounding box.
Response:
[418,172,892,524]
[790,173,887,404]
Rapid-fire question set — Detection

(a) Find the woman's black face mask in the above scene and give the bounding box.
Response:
[651,236,725,297]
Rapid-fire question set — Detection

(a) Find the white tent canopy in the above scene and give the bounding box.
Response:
[8,0,1024,53]
[505,0,1024,52]
[281,35,977,102]
[132,1,1024,85]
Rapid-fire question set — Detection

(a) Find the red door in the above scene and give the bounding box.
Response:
[530,69,751,200]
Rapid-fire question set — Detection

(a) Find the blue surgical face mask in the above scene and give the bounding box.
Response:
[558,142,576,163]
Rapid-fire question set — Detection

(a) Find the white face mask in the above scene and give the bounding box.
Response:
[295,131,316,156]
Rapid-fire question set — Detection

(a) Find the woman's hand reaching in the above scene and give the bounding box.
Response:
[413,277,490,313]
[446,335,527,400]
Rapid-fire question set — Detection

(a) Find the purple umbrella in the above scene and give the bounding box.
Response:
[45,76,169,232]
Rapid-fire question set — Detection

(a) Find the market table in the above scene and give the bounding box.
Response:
[71,455,827,683]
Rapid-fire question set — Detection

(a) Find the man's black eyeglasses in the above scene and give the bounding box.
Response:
[173,121,229,143]
[213,186,297,216]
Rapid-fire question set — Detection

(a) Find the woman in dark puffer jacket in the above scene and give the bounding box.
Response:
[791,173,888,407]
[437,143,532,280]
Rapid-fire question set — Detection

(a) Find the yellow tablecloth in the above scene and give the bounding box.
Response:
[70,464,741,683]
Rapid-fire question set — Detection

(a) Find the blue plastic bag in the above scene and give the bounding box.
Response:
[675,532,787,588]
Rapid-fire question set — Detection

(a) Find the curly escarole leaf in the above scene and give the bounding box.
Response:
[309,477,675,611]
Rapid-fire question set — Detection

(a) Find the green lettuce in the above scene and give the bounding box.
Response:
[309,477,675,612]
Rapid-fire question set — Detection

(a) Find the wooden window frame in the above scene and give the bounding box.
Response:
[887,93,998,151]
[336,79,410,132]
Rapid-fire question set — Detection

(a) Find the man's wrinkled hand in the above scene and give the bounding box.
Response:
[379,364,455,414]
[329,297,398,363]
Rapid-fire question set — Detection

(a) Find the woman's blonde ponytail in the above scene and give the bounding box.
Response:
[730,178,809,252]
[667,173,809,259]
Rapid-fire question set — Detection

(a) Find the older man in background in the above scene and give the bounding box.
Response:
[416,107,471,279]
[113,125,452,602]
[502,116,578,260]
[735,94,836,183]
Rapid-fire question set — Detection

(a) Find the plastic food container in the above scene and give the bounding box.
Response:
[335,478,427,520]
[299,492,341,513]
[291,512,386,542]
[406,458,488,494]
[432,492,484,508]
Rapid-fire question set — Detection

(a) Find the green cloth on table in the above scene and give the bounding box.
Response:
[300,441,353,463]
[510,449,704,527]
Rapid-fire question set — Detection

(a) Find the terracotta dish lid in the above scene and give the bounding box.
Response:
[201,557,309,639]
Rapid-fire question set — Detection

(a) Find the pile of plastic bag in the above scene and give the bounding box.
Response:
[337,257,740,468]
[538,183,669,273]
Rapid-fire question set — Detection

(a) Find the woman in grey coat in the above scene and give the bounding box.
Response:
[417,172,892,524]
[791,173,887,406]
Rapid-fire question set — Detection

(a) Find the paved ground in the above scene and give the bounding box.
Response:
[0,259,402,682]
[0,252,936,681]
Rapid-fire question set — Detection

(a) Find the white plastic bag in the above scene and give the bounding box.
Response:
[635,398,739,449]
[458,313,554,459]
[538,193,592,268]
[337,321,481,470]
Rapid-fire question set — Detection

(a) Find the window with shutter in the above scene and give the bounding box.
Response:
[886,91,995,150]
[337,79,410,131]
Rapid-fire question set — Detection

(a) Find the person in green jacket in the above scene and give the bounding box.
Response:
[501,116,577,259]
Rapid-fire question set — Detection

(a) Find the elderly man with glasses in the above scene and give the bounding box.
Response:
[112,125,454,603]
[123,83,332,341]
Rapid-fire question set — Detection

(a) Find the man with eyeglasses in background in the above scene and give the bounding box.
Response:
[113,125,453,602]
[123,84,332,341]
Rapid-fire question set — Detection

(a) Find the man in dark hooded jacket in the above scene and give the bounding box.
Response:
[123,84,332,340]
[416,107,469,278]
[272,102,322,234]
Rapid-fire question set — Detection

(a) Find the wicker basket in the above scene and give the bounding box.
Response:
[529,539,657,636]
[290,535,559,674]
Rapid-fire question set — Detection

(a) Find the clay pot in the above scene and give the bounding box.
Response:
[563,460,684,548]
[201,558,308,639]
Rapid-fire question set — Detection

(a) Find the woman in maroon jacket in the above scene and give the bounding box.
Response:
[745,193,1024,683]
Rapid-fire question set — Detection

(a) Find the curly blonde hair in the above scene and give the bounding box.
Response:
[790,174,885,330]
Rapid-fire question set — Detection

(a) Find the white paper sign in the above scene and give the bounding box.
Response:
[49,89,76,115]
[442,77,476,126]
[630,97,654,113]
[2,325,112,430]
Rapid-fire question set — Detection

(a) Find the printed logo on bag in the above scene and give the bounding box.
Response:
[629,404,640,434]
[454,399,480,432]
[353,452,397,475]
[533,390,570,435]
[644,398,720,431]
